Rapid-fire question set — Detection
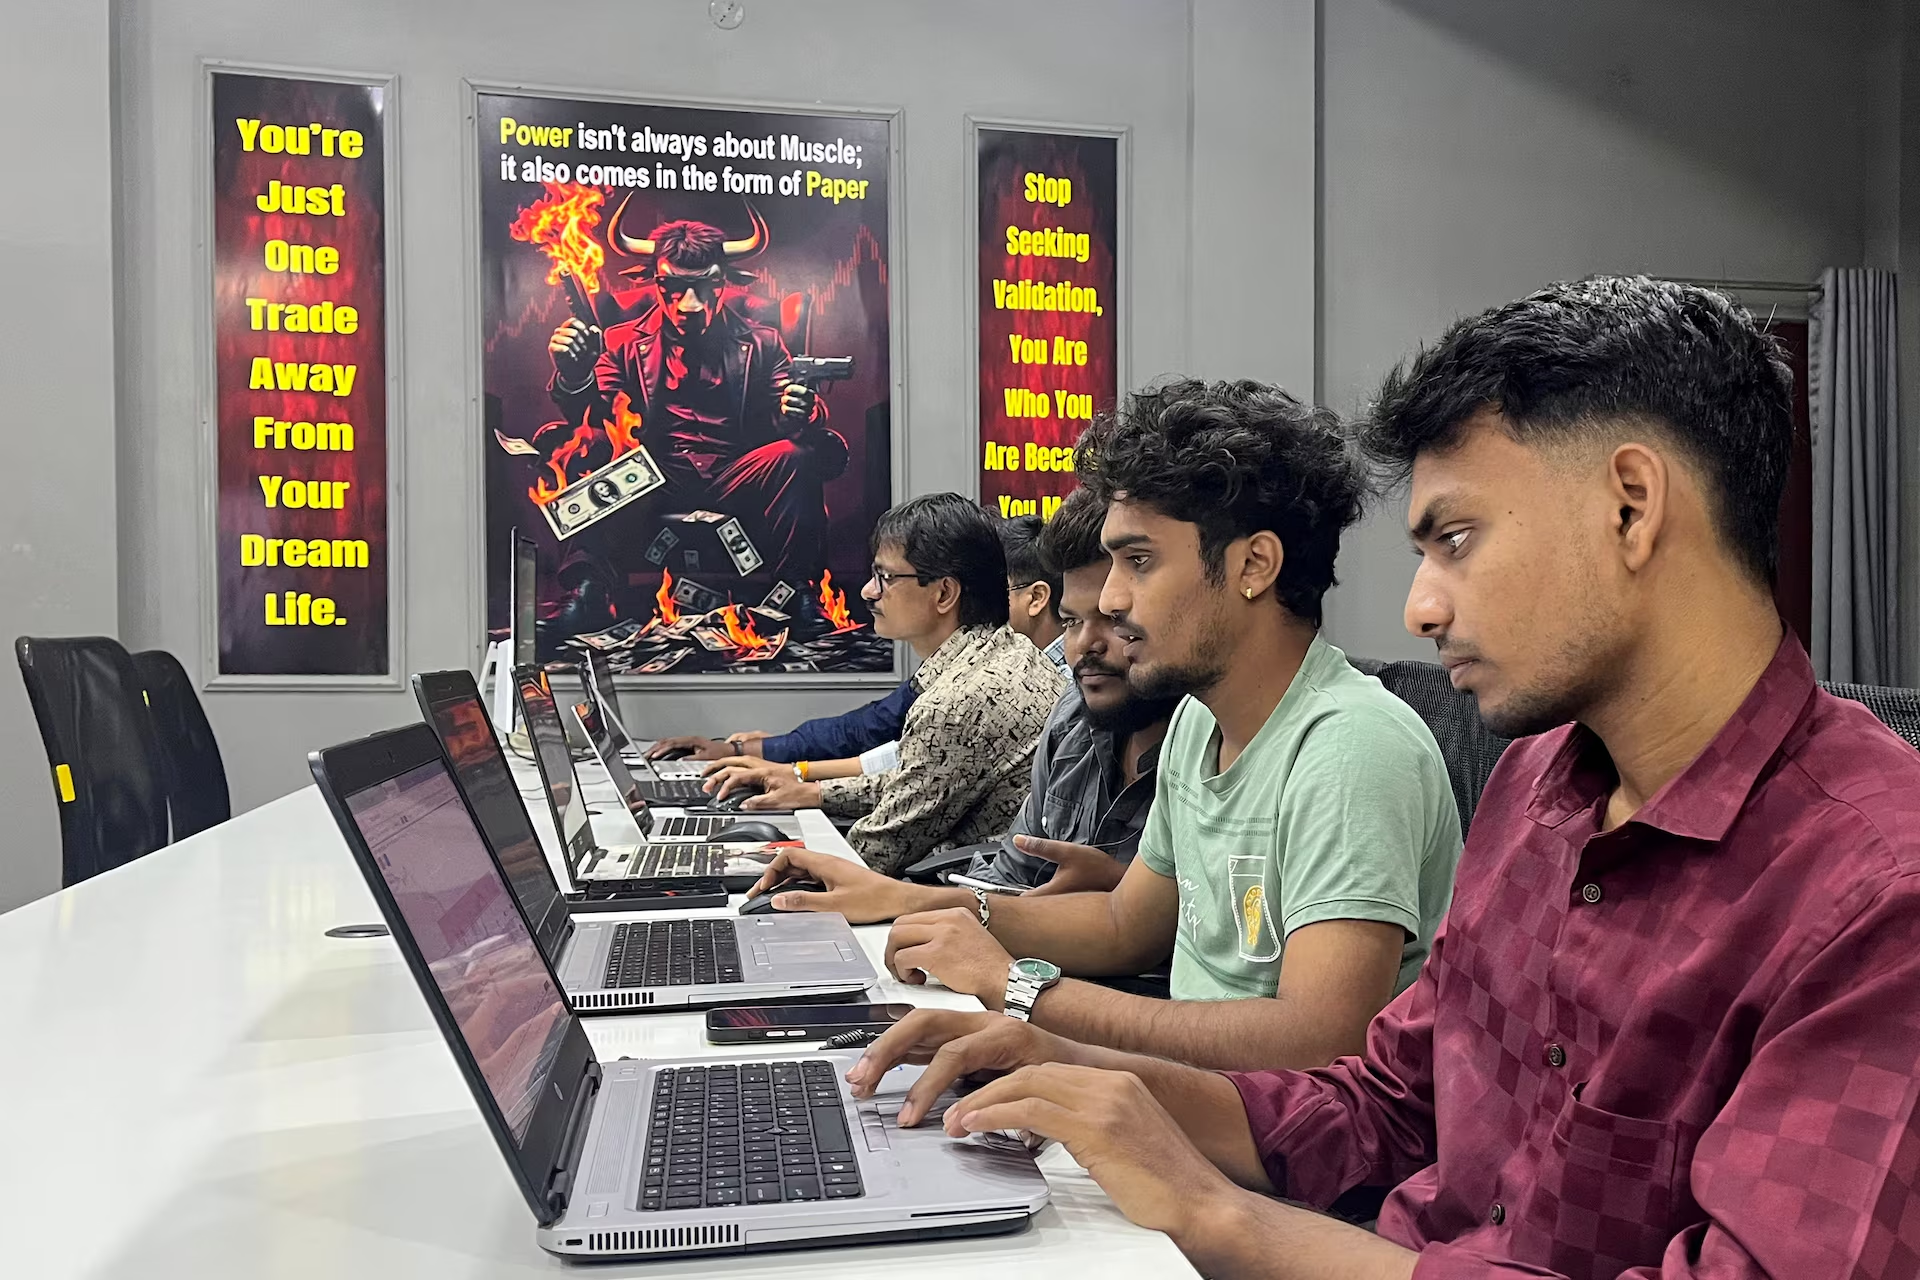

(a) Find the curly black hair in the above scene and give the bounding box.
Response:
[1074,378,1365,626]
[1035,486,1108,577]
[1361,275,1794,585]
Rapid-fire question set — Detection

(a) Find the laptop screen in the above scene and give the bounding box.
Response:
[517,668,593,860]
[571,698,643,814]
[582,649,631,753]
[416,671,571,955]
[511,531,538,669]
[344,757,571,1144]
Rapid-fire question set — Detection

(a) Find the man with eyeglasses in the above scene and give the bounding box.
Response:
[1000,514,1069,670]
[707,492,1067,875]
[548,215,843,581]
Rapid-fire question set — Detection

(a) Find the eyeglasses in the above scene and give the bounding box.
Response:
[869,566,935,592]
[655,273,722,300]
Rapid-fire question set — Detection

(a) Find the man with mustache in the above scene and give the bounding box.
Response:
[752,381,1462,1071]
[845,279,1920,1279]
[745,484,1177,923]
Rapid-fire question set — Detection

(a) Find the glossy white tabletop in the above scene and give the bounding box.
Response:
[0,757,1193,1278]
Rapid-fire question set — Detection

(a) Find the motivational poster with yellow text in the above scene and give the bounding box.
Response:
[212,71,389,676]
[977,127,1120,522]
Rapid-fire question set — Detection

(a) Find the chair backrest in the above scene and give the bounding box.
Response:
[1349,656,1513,831]
[132,648,231,839]
[15,636,170,886]
[1820,681,1920,750]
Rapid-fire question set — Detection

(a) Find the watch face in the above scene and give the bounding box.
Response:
[1013,958,1062,982]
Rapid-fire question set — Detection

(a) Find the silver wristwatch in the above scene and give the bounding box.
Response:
[1003,958,1062,1021]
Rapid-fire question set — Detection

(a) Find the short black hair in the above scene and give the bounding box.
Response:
[871,493,1010,628]
[998,514,1062,619]
[1037,486,1108,577]
[1361,275,1794,585]
[1075,379,1364,626]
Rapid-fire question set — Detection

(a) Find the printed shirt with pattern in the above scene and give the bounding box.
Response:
[818,624,1066,875]
[1225,635,1920,1279]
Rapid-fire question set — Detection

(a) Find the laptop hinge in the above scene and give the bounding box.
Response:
[543,1059,602,1219]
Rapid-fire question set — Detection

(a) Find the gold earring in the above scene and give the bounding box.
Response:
[1243,587,1255,600]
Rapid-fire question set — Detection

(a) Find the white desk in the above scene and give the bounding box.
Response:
[0,772,1194,1278]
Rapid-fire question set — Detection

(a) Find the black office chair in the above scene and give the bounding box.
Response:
[15,636,171,886]
[1350,657,1513,832]
[132,648,231,839]
[1821,681,1920,751]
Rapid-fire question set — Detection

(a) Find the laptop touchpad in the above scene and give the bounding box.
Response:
[764,941,844,964]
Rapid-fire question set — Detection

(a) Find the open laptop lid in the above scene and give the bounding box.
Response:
[412,669,573,955]
[309,723,595,1229]
[580,648,633,753]
[515,665,599,878]
[569,696,645,813]
[510,529,538,669]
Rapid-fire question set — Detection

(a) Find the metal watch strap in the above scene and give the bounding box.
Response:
[1003,972,1046,1022]
[971,886,990,927]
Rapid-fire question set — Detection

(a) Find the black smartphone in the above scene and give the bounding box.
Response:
[704,1002,915,1044]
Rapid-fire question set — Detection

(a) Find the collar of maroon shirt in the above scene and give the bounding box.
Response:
[1523,631,1813,845]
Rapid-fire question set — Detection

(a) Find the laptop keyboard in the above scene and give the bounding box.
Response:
[643,778,711,803]
[643,1061,864,1211]
[633,843,726,877]
[653,814,730,839]
[604,919,744,987]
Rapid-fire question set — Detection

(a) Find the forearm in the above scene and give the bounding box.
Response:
[1066,1043,1275,1192]
[817,773,882,818]
[800,757,864,781]
[986,893,1167,974]
[1176,1189,1417,1280]
[1038,984,1358,1072]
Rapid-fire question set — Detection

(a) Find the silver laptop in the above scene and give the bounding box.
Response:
[516,669,788,891]
[569,693,802,845]
[582,646,706,779]
[318,723,874,1022]
[311,728,1047,1261]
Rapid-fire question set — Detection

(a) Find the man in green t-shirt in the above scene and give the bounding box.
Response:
[864,378,1463,1072]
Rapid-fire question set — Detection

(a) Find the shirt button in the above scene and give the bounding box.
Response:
[1489,1202,1506,1226]
[1579,882,1603,905]
[1545,1043,1567,1069]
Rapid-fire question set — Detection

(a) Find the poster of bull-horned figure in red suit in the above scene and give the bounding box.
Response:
[478,91,896,677]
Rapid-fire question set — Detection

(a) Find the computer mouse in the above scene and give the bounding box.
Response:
[737,876,826,915]
[654,746,696,761]
[712,820,786,844]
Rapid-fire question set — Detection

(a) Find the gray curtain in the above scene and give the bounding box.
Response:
[1809,267,1901,684]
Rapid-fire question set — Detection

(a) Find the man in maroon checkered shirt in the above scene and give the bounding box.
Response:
[843,277,1920,1278]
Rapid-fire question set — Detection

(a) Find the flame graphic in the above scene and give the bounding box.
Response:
[720,605,772,652]
[818,569,856,631]
[1242,885,1266,951]
[655,569,680,626]
[608,391,643,457]
[509,182,607,295]
[531,419,597,504]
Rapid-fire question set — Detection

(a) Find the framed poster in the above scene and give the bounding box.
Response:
[973,121,1124,520]
[208,68,397,682]
[476,88,899,680]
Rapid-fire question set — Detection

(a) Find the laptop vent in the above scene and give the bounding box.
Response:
[587,1223,743,1255]
[575,990,655,1009]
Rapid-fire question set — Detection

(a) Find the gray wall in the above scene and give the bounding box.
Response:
[0,0,119,912]
[2,0,1909,909]
[1317,0,1884,661]
[110,0,1233,875]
